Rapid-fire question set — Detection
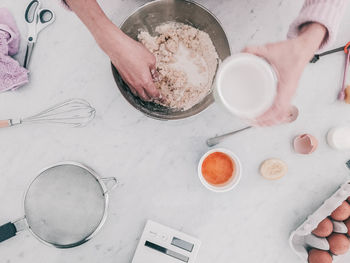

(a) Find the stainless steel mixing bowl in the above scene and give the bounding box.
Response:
[112,0,231,120]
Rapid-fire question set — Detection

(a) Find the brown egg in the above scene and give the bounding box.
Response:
[331,201,350,221]
[327,233,350,255]
[312,218,333,237]
[344,218,350,235]
[308,249,332,263]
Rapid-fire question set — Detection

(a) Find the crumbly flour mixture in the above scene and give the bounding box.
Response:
[138,22,219,110]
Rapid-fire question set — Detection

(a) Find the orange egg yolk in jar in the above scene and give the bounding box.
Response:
[201,152,235,185]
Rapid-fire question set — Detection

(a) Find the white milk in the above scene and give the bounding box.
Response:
[215,53,277,119]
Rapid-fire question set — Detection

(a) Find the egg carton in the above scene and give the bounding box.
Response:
[289,180,350,262]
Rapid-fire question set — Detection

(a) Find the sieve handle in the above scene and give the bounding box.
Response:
[102,177,118,194]
[0,222,17,243]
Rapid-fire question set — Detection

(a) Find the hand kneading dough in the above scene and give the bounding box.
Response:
[138,22,219,110]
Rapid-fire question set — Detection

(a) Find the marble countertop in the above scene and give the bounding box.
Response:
[1,0,350,262]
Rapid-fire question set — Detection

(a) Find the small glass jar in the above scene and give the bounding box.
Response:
[214,53,278,122]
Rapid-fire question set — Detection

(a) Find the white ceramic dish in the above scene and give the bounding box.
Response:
[289,180,350,262]
[327,126,350,150]
[197,148,241,192]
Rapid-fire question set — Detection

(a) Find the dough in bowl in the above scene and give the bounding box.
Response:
[138,22,219,110]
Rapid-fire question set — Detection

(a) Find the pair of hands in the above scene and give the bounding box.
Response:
[110,24,325,126]
[67,0,325,126]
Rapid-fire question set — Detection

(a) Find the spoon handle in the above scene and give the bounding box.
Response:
[0,120,11,128]
[206,126,252,147]
[310,45,346,63]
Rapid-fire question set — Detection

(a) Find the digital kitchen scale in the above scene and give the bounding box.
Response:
[131,220,201,263]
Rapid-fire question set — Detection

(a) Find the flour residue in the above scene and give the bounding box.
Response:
[171,43,209,88]
[138,22,219,110]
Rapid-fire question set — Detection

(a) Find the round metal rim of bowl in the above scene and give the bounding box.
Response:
[111,0,231,120]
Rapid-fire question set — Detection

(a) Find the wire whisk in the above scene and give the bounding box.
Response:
[0,99,96,128]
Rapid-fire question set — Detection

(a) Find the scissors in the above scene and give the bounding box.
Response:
[23,0,55,69]
[338,42,350,101]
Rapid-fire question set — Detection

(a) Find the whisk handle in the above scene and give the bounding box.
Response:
[0,120,11,128]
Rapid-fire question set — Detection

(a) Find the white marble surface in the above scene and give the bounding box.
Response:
[1,0,350,262]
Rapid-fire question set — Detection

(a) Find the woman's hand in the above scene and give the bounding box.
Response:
[244,40,306,126]
[65,0,160,101]
[244,23,327,126]
[106,31,160,101]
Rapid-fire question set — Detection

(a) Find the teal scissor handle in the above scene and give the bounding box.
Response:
[23,0,55,68]
[25,0,55,43]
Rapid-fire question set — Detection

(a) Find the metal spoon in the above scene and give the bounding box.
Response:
[207,106,299,147]
[206,126,252,147]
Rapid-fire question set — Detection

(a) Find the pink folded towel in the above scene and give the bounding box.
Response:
[0,8,28,92]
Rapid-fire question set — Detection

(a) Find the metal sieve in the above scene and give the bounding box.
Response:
[0,162,118,248]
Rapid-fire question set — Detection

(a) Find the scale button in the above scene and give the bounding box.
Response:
[149,231,157,237]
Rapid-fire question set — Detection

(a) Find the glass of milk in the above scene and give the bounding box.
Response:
[215,53,279,122]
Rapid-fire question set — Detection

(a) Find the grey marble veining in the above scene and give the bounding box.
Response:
[1,0,350,262]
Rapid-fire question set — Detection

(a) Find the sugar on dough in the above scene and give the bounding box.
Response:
[138,22,219,110]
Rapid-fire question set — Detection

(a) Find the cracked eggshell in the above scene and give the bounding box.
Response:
[293,134,318,154]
